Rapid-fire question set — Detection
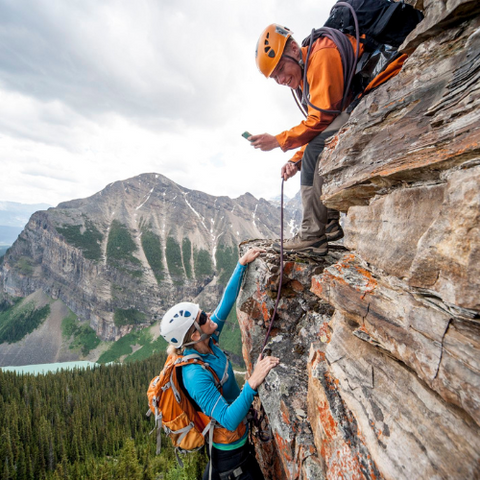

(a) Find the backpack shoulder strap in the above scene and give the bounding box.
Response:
[299,25,359,116]
[174,355,224,391]
[183,345,230,388]
[218,348,230,388]
[179,353,203,363]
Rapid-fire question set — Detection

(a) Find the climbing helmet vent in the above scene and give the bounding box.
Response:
[160,302,200,347]
[255,24,293,78]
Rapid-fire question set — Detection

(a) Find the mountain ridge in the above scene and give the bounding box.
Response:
[0,172,300,365]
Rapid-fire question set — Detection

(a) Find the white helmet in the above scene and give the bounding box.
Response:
[160,302,200,347]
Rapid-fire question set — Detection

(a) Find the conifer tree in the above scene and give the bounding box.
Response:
[16,444,27,480]
[0,352,212,480]
[1,429,13,480]
[25,445,34,480]
[114,438,142,480]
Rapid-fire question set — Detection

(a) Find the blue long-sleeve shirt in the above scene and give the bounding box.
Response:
[182,262,256,449]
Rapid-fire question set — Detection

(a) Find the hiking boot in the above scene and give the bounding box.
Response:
[325,219,344,242]
[273,235,328,256]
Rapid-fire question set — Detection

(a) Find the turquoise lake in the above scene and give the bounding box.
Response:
[1,361,101,375]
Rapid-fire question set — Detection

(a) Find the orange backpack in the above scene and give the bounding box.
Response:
[146,352,246,457]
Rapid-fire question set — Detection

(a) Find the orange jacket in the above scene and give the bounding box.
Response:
[275,35,359,164]
[363,53,407,94]
[275,36,405,164]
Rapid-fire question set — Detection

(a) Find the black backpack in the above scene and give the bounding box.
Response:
[324,0,424,49]
[293,0,424,116]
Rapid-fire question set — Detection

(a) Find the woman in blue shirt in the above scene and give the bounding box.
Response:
[160,247,279,480]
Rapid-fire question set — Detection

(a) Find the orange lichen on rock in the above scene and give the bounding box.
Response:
[307,342,384,479]
[310,275,325,297]
[274,432,294,463]
[280,401,292,428]
[353,266,377,296]
[290,279,304,293]
[326,444,375,480]
[318,322,332,344]
[283,261,296,276]
[313,254,378,299]
[261,301,270,323]
[317,401,338,442]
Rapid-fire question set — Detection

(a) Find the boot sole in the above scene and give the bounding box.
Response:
[273,244,328,256]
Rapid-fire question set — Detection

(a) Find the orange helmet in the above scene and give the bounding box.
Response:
[255,24,292,78]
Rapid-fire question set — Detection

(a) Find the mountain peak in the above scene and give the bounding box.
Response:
[0,172,300,354]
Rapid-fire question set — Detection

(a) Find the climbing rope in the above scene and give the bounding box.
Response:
[260,178,285,359]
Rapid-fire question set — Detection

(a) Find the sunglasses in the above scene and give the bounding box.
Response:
[198,311,208,326]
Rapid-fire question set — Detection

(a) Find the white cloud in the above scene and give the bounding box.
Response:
[0,0,337,205]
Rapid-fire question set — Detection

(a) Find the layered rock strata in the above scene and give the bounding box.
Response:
[238,241,480,480]
[237,3,480,479]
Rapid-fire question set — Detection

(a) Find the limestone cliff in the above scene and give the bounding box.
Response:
[0,173,299,351]
[236,2,480,479]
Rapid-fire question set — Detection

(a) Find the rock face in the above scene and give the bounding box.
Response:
[0,173,299,347]
[236,3,480,479]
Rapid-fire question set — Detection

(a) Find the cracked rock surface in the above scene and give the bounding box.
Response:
[236,3,480,479]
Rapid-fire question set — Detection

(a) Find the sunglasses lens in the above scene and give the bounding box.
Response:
[199,311,208,326]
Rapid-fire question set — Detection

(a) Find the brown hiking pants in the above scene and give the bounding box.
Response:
[298,112,350,239]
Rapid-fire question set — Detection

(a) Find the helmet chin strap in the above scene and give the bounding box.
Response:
[181,321,211,347]
[282,54,304,70]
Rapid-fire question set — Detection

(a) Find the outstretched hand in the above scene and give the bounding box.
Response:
[248,133,280,151]
[248,354,280,391]
[239,247,265,266]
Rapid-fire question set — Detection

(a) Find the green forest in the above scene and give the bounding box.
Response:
[0,354,208,480]
[0,300,50,345]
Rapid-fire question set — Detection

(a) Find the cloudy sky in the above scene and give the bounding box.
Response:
[0,0,336,207]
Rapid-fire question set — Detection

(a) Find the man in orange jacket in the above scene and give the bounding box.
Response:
[249,24,404,255]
